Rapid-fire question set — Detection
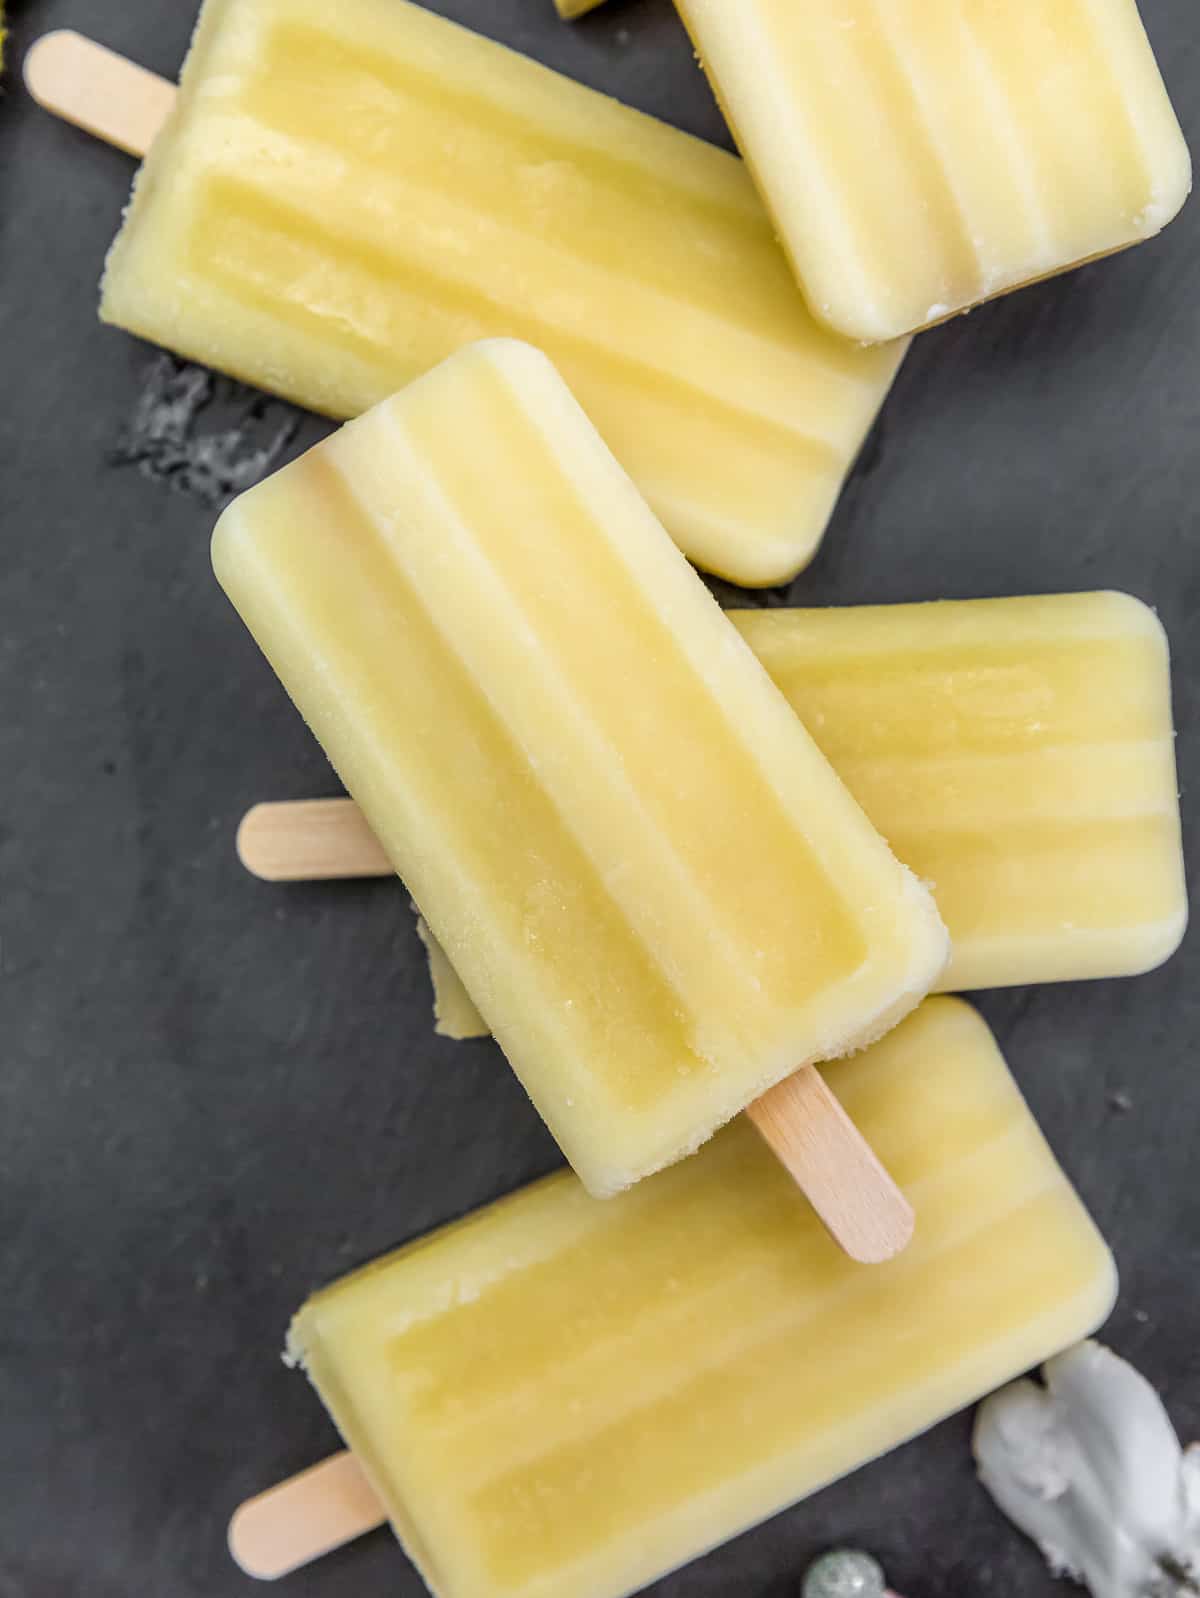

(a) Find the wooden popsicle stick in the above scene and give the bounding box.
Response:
[228,1450,385,1580]
[238,800,393,882]
[239,799,391,881]
[747,1068,914,1264]
[236,799,914,1262]
[22,30,176,158]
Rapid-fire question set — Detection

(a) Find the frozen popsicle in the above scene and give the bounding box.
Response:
[237,591,1187,994]
[555,0,607,17]
[33,0,907,587]
[213,339,948,1202]
[736,592,1187,991]
[267,999,1115,1598]
[674,0,1191,342]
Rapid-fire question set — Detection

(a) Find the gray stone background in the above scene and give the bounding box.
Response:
[0,1,1195,1593]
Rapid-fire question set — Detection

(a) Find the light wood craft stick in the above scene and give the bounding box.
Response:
[237,798,914,1262]
[746,1068,914,1264]
[228,1451,385,1580]
[23,31,177,158]
[238,800,392,882]
[238,799,390,881]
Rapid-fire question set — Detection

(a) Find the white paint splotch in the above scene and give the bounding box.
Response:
[975,1342,1200,1598]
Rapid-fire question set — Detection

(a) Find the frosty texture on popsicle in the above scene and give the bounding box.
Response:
[675,0,1191,342]
[288,999,1116,1598]
[99,0,906,587]
[213,340,947,1197]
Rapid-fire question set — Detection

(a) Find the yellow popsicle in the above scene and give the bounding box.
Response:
[289,998,1116,1598]
[100,0,906,586]
[370,589,1184,1021]
[736,592,1187,991]
[675,0,1191,342]
[555,0,607,16]
[213,340,947,1197]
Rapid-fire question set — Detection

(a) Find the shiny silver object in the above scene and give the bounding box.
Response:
[802,1548,887,1598]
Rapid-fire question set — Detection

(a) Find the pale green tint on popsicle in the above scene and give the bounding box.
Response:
[100,0,906,586]
[213,341,946,1196]
[289,999,1116,1598]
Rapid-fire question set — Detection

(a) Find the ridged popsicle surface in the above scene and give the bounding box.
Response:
[102,0,907,584]
[677,0,1191,341]
[290,999,1116,1598]
[213,341,947,1195]
[734,591,1187,990]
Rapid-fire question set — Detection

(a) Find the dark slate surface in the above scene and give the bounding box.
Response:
[0,1,1196,1594]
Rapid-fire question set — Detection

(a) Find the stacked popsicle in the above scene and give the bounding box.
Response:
[211,336,1182,1592]
[675,0,1191,342]
[31,0,1190,1590]
[213,338,950,1202]
[240,587,1186,1005]
[286,1000,1116,1598]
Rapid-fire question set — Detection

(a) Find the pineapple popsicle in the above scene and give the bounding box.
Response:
[737,592,1187,992]
[288,999,1117,1598]
[213,339,948,1198]
[99,0,906,588]
[416,591,1183,1011]
[674,0,1191,343]
[246,589,1186,1002]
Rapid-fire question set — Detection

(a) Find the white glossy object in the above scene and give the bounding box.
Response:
[975,1341,1200,1597]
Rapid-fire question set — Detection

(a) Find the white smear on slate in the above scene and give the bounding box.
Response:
[975,1341,1200,1598]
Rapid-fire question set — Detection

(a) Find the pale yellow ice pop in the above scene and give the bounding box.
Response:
[95,0,906,586]
[555,0,607,16]
[285,999,1116,1598]
[239,591,1187,998]
[736,592,1187,991]
[675,0,1191,342]
[213,340,947,1198]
